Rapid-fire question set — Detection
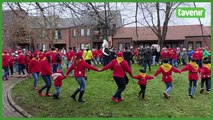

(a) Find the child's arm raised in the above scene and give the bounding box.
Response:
[153,67,162,77]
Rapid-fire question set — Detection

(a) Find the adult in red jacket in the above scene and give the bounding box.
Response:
[171,49,178,67]
[50,47,58,73]
[29,53,41,90]
[181,59,201,98]
[101,52,133,103]
[17,50,26,77]
[9,53,15,77]
[66,51,99,102]
[38,52,53,97]
[154,59,181,99]
[160,48,169,63]
[2,50,10,80]
[200,60,211,94]
[132,69,154,99]
[66,47,74,69]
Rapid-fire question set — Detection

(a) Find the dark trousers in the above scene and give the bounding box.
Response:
[52,64,58,73]
[201,78,211,91]
[3,66,9,80]
[9,66,14,75]
[85,60,91,71]
[144,59,151,71]
[181,58,187,66]
[103,56,110,66]
[18,64,25,75]
[39,75,52,95]
[139,85,146,99]
[113,76,126,99]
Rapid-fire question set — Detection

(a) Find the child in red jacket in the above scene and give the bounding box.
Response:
[132,69,154,99]
[181,59,201,98]
[200,60,211,94]
[154,59,181,99]
[52,70,66,99]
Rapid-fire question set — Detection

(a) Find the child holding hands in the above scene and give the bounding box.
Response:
[132,69,154,99]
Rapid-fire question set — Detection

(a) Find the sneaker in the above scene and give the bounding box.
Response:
[16,75,21,78]
[118,98,124,102]
[206,91,210,94]
[34,87,38,90]
[46,94,52,97]
[38,91,44,97]
[112,97,119,103]
[190,95,194,98]
[163,91,169,99]
[200,89,204,94]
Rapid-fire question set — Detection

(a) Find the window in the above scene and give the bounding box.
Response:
[196,41,202,48]
[81,29,84,36]
[41,30,46,38]
[87,29,90,36]
[118,43,123,51]
[73,29,77,37]
[188,41,194,50]
[55,29,61,40]
[42,44,46,51]
[80,43,85,50]
[37,44,41,50]
[125,43,130,49]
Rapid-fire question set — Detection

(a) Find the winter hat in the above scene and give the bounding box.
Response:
[116,52,123,57]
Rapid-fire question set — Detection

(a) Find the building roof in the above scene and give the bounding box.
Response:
[113,25,211,41]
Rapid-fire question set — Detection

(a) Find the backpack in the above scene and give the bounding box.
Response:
[56,53,62,62]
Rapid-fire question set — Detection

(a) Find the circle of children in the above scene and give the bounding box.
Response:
[2,41,211,103]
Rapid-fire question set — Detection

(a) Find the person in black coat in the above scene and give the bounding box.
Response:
[123,47,132,68]
[143,46,153,71]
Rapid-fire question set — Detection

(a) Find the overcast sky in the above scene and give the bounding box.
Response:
[120,2,210,27]
[3,2,211,27]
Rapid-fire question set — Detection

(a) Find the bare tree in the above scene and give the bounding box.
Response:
[138,2,181,48]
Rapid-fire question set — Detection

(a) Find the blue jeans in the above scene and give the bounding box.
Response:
[152,55,156,65]
[39,75,52,95]
[113,76,126,99]
[18,64,25,75]
[55,86,61,96]
[172,59,177,67]
[3,66,9,80]
[75,77,86,91]
[32,72,39,87]
[188,80,198,96]
[93,57,98,66]
[52,64,58,73]
[165,82,173,94]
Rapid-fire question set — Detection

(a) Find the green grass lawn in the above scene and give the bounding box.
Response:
[11,64,210,118]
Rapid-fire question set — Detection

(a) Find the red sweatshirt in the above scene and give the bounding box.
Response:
[40,57,53,76]
[192,51,200,60]
[17,53,25,65]
[52,73,66,87]
[101,59,133,77]
[28,58,41,73]
[154,65,181,83]
[181,63,201,80]
[66,59,99,77]
[9,56,15,67]
[161,51,169,59]
[132,74,154,85]
[66,50,74,61]
[50,51,58,64]
[201,65,211,79]
[2,53,10,67]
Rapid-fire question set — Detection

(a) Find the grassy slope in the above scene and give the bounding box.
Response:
[11,64,210,118]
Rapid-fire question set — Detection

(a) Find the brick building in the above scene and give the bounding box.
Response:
[112,25,211,51]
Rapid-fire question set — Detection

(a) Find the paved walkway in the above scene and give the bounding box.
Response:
[2,76,25,118]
